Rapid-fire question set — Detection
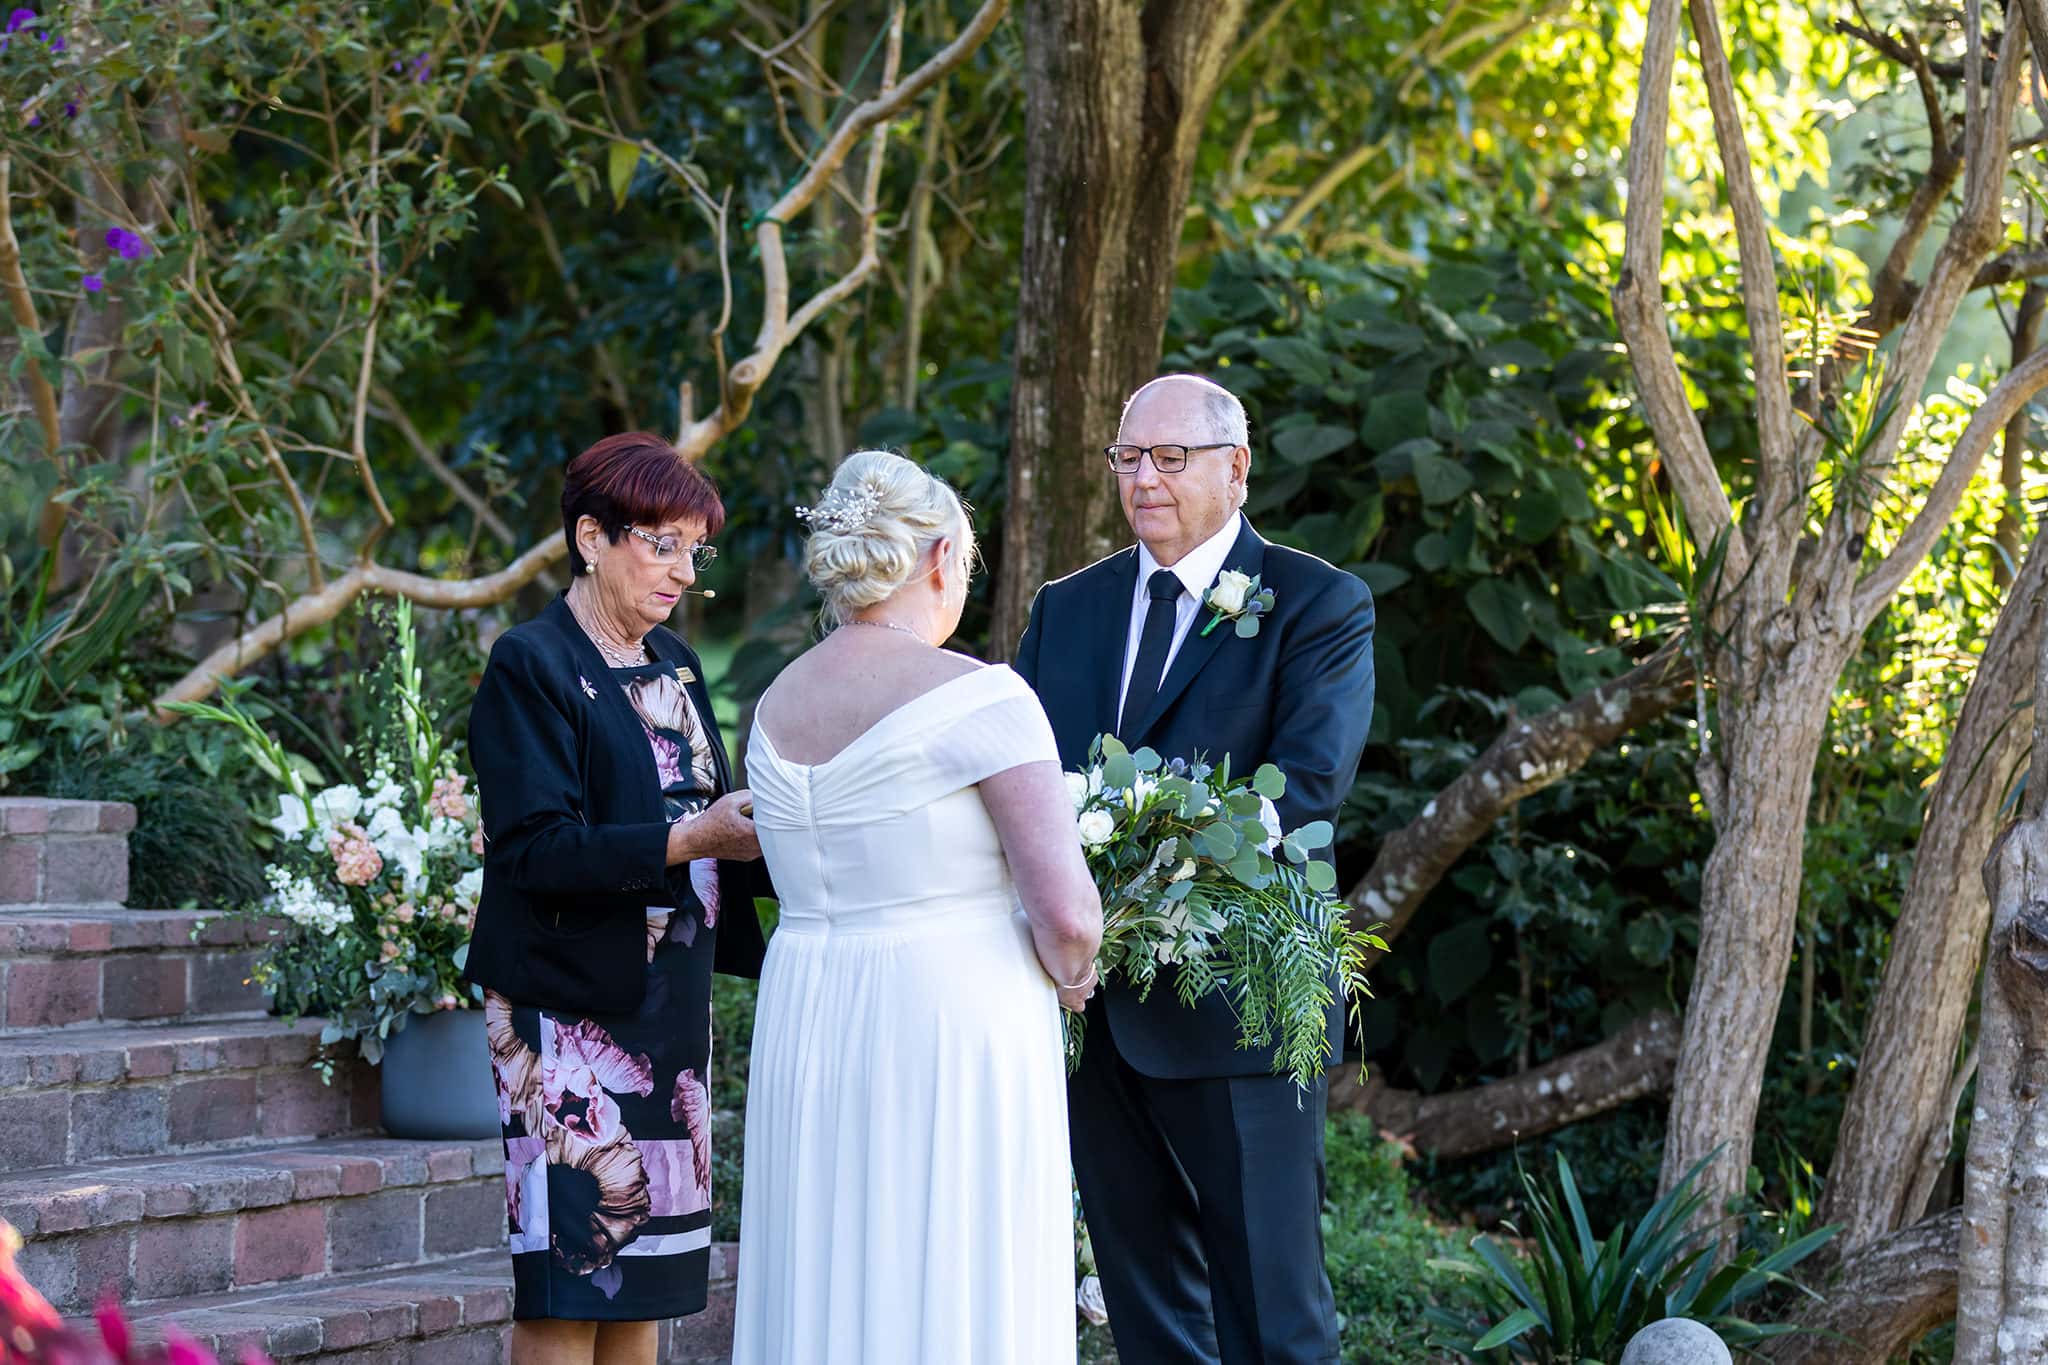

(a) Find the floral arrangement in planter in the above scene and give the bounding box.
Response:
[167,601,481,1068]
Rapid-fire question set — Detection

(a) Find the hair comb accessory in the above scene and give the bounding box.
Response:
[794,479,885,535]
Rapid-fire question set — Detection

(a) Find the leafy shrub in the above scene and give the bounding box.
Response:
[1324,1116,1469,1363]
[1427,1152,1835,1362]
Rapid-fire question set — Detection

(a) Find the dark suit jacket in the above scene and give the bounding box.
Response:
[463,594,766,1016]
[1015,515,1375,1078]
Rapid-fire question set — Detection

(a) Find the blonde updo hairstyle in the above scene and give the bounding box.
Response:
[802,450,974,626]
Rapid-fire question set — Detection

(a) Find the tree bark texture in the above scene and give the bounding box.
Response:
[1327,1010,1678,1160]
[1824,530,2048,1253]
[1657,647,1847,1225]
[990,0,1250,656]
[1765,1208,1960,1365]
[1956,618,2048,1363]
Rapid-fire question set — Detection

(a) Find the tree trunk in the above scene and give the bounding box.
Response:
[1765,1208,1960,1364]
[1956,617,2048,1361]
[1823,529,2048,1253]
[1327,1010,1678,1160]
[1995,282,2043,590]
[1659,646,1843,1228]
[989,0,1250,656]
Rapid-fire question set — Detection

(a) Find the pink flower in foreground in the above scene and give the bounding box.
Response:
[471,827,485,856]
[429,773,470,821]
[327,823,382,886]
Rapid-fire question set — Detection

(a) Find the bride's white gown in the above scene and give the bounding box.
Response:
[731,664,1077,1365]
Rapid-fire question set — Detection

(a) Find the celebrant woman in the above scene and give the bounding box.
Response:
[465,431,766,1365]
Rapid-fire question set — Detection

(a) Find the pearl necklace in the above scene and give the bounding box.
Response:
[845,617,928,645]
[568,592,648,668]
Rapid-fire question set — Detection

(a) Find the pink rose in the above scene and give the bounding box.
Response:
[470,828,486,856]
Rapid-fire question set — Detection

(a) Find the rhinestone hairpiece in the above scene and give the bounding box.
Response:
[794,479,884,535]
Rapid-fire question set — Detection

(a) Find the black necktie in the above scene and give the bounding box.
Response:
[1120,569,1184,738]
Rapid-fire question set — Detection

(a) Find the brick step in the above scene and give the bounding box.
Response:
[0,909,275,1032]
[11,1136,505,1315]
[91,1246,738,1363]
[0,798,136,908]
[0,1018,377,1171]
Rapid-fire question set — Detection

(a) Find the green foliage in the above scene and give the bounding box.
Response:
[35,733,270,910]
[1324,1117,1471,1363]
[1428,1152,1836,1362]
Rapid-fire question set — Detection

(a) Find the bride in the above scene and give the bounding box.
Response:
[730,451,1104,1364]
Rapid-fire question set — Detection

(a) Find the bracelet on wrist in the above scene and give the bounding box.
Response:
[1056,963,1098,992]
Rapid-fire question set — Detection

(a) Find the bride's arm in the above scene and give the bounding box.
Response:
[983,760,1103,1007]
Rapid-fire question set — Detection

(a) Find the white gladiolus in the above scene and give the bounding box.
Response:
[1077,809,1116,848]
[366,806,427,891]
[361,775,405,815]
[454,867,485,911]
[1208,569,1253,615]
[271,795,310,841]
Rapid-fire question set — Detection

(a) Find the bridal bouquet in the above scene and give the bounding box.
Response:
[1066,736,1385,1089]
[166,600,482,1068]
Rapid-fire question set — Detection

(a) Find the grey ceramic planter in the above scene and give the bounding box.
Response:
[379,1006,501,1139]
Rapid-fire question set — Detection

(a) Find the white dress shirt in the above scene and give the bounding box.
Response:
[1118,515,1244,718]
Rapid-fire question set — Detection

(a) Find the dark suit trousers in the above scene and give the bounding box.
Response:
[1069,997,1340,1365]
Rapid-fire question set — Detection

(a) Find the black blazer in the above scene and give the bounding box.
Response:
[1015,516,1376,1079]
[464,594,767,1016]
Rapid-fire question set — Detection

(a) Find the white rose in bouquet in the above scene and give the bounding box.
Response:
[1077,809,1116,849]
[1065,772,1092,813]
[310,783,363,833]
[1208,569,1253,614]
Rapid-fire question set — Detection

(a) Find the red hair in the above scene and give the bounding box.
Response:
[560,433,726,575]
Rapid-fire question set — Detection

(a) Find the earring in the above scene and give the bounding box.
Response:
[582,561,595,575]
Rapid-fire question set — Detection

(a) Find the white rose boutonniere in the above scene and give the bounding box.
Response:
[1077,809,1117,849]
[1201,570,1276,638]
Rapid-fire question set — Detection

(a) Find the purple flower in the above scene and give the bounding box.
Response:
[80,273,101,292]
[409,54,430,83]
[5,10,35,35]
[47,33,61,52]
[24,111,36,127]
[104,226,148,260]
[61,100,74,118]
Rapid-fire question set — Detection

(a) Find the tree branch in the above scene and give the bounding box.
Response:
[676,0,1000,460]
[150,535,567,716]
[1687,0,1797,596]
[371,385,517,547]
[1613,0,1749,582]
[1330,1011,1679,1160]
[1851,339,2048,626]
[1347,638,1694,948]
[0,154,67,546]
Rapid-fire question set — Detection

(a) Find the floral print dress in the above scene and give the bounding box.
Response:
[486,660,722,1322]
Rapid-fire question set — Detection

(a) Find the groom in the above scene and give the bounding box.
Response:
[1014,374,1376,1363]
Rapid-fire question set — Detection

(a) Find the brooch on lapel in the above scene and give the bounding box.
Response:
[578,674,598,700]
[675,665,698,686]
[1201,570,1276,639]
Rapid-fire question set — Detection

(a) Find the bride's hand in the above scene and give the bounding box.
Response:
[1056,983,1094,1013]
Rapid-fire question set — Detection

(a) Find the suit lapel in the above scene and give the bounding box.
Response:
[1094,548,1139,738]
[545,594,667,821]
[1130,518,1265,744]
